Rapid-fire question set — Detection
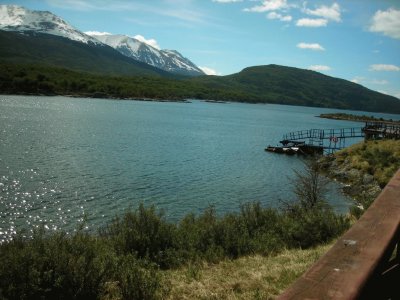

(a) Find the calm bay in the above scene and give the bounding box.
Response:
[1,95,399,241]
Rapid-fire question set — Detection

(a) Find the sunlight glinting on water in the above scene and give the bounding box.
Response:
[2,95,399,242]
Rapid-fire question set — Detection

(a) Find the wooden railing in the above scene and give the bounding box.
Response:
[277,168,400,300]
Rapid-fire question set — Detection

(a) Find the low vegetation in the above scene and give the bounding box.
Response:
[334,140,400,187]
[0,63,195,101]
[165,243,333,299]
[319,113,400,124]
[320,139,400,218]
[0,203,348,299]
[0,160,349,299]
[1,60,400,113]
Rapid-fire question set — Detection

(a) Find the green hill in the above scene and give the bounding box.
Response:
[1,30,399,114]
[189,65,400,113]
[0,30,171,77]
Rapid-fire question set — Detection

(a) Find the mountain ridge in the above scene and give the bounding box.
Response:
[88,33,205,76]
[0,5,399,113]
[189,64,400,112]
[0,30,172,77]
[0,4,100,44]
[0,4,204,76]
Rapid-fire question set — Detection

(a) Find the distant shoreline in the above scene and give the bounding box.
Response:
[318,113,400,124]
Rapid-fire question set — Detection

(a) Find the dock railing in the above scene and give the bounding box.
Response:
[277,168,400,299]
[281,127,364,143]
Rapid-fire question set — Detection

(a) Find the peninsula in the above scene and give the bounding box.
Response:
[318,113,400,124]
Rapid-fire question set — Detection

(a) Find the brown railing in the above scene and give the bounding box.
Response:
[277,168,400,300]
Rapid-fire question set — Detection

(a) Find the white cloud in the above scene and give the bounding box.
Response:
[46,0,96,11]
[304,2,341,22]
[244,0,288,12]
[378,90,400,99]
[133,35,161,50]
[267,12,292,22]
[351,77,364,84]
[296,42,325,51]
[351,77,389,85]
[308,65,331,71]
[281,15,292,22]
[369,8,400,39]
[280,15,292,22]
[84,31,112,36]
[199,66,219,75]
[380,90,400,99]
[47,1,210,24]
[212,0,242,2]
[369,64,400,71]
[296,18,327,27]
[371,79,389,85]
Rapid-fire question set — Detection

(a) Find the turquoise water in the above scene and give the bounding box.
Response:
[1,96,399,241]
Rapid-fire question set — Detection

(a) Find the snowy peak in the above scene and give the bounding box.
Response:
[0,5,101,44]
[160,49,204,75]
[89,33,205,76]
[0,5,204,76]
[91,34,147,60]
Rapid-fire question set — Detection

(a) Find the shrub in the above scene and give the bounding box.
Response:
[0,228,164,300]
[282,205,349,248]
[107,254,166,300]
[0,229,114,299]
[101,203,178,268]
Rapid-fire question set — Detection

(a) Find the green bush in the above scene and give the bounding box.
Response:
[282,205,349,248]
[108,255,165,300]
[0,229,112,299]
[0,228,164,300]
[101,203,178,268]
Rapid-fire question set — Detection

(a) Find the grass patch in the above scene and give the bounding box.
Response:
[165,243,332,300]
[320,139,400,219]
[334,140,400,187]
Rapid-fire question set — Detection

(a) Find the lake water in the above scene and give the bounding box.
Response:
[1,95,399,241]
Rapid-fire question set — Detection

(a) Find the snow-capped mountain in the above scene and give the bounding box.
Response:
[0,5,204,76]
[0,5,102,45]
[87,33,205,76]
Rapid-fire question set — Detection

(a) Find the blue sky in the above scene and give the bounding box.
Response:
[3,0,400,99]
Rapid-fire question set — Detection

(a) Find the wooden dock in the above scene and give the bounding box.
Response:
[267,122,400,155]
[363,121,400,140]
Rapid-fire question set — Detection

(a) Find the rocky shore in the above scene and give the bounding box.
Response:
[319,139,400,216]
[319,155,382,208]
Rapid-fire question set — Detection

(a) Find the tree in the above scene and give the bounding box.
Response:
[292,158,329,210]
[281,158,349,248]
